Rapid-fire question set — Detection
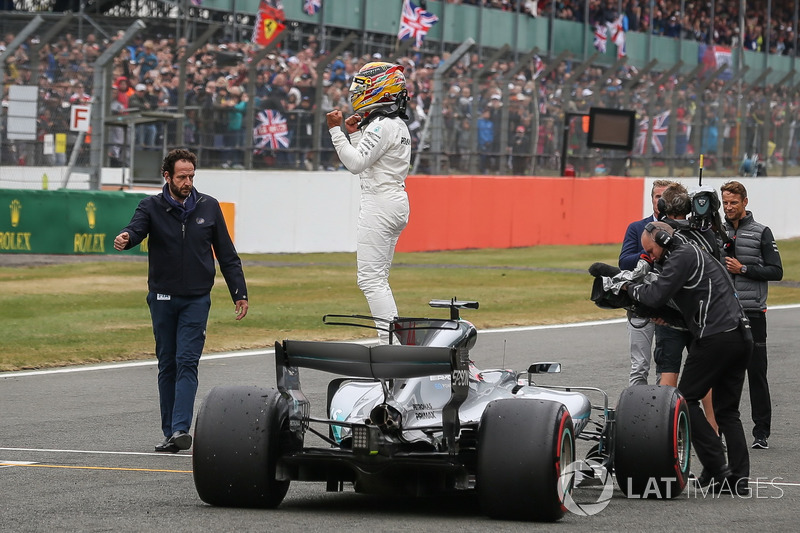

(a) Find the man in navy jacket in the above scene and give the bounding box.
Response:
[114,148,248,453]
[618,179,672,385]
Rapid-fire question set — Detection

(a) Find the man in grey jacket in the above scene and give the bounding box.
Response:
[721,181,783,450]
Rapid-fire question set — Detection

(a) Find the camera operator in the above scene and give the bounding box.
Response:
[654,183,720,436]
[624,221,753,496]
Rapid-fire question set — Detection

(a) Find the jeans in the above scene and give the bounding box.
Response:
[136,123,157,148]
[147,292,211,437]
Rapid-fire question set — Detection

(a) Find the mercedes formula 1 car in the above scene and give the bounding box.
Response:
[192,298,690,521]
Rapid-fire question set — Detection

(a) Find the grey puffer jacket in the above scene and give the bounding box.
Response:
[722,212,783,312]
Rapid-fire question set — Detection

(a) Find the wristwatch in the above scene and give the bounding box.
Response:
[741,265,748,274]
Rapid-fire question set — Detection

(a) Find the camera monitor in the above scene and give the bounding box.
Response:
[587,107,636,151]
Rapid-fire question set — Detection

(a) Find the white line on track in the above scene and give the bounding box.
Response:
[0,460,38,468]
[3,305,799,380]
[0,447,191,458]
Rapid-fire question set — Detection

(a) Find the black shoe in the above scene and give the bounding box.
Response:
[169,430,193,451]
[752,436,769,449]
[154,436,179,453]
[712,475,750,496]
[702,465,733,489]
[695,468,712,487]
[727,477,751,497]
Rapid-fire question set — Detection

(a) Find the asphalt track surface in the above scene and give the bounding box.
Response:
[2,308,799,532]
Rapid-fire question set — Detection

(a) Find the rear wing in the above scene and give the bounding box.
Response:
[275,340,457,379]
[274,339,470,452]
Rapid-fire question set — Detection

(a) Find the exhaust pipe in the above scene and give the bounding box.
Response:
[367,403,402,431]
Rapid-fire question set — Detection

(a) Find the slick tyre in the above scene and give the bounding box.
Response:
[477,399,575,522]
[193,386,296,508]
[614,385,690,498]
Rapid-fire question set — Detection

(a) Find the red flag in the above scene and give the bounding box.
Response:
[252,2,286,47]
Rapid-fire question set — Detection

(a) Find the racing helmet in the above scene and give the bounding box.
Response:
[349,62,407,114]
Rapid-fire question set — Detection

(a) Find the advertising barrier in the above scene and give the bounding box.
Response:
[0,189,149,255]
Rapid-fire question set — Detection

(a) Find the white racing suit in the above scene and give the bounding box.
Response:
[329,114,412,344]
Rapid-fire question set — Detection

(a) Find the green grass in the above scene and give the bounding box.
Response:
[2,241,799,371]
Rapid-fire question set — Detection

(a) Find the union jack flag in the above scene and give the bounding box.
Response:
[254,109,290,151]
[303,0,321,16]
[398,0,439,48]
[635,110,670,155]
[593,24,608,54]
[532,54,545,80]
[593,16,626,58]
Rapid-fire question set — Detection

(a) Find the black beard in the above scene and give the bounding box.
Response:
[168,180,190,200]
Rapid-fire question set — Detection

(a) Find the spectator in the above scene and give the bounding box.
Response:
[128,82,157,148]
[135,39,158,82]
[108,85,127,167]
[222,85,247,168]
[115,76,134,108]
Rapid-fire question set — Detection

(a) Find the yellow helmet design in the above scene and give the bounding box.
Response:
[349,62,407,114]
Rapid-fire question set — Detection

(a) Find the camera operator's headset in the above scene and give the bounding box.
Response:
[644,222,673,248]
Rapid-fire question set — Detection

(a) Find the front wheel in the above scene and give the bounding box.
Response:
[477,399,575,522]
[614,385,690,498]
[193,386,295,508]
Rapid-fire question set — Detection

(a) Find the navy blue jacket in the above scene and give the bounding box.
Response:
[120,189,247,303]
[619,215,656,270]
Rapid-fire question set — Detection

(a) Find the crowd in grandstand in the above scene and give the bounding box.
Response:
[448,0,798,54]
[2,2,800,171]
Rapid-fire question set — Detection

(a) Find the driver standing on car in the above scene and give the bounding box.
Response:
[326,62,411,345]
[624,221,752,496]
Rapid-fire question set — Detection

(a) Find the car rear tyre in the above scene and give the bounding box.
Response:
[193,386,294,508]
[614,385,690,498]
[477,398,575,521]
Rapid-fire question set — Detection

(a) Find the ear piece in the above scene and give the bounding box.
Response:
[645,222,673,247]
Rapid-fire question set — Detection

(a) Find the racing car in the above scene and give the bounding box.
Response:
[192,298,690,521]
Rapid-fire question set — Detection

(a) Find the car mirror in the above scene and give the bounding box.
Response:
[528,362,561,374]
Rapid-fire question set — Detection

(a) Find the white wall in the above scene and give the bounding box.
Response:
[0,166,93,189]
[3,167,798,252]
[642,177,800,240]
[197,170,361,254]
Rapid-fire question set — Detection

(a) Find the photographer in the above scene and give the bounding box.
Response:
[625,221,752,496]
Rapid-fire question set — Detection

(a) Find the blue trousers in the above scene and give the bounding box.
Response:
[147,292,210,437]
